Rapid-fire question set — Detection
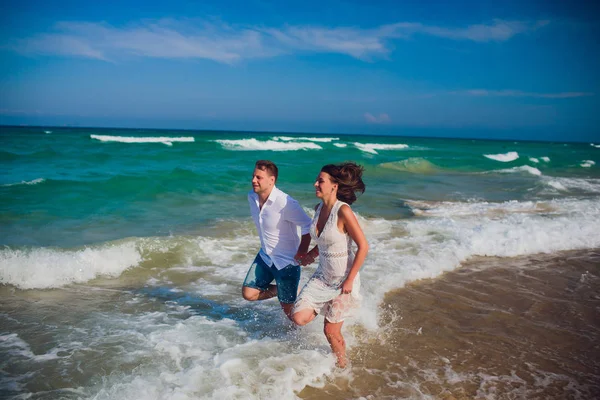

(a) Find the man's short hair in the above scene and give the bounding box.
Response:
[255,160,278,182]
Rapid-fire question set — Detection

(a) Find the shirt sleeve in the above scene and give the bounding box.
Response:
[248,192,259,228]
[284,197,312,235]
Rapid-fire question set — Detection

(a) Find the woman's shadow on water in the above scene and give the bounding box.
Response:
[137,286,298,340]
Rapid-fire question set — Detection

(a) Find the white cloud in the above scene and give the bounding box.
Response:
[14,33,108,60]
[456,89,594,98]
[9,18,550,63]
[12,19,274,64]
[400,19,550,42]
[263,25,399,60]
[364,112,391,124]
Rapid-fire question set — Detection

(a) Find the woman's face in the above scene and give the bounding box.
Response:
[314,171,336,199]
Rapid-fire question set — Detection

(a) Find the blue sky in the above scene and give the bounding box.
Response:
[1,0,599,141]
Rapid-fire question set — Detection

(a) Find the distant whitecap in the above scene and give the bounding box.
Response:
[2,178,45,187]
[354,143,408,154]
[483,151,519,162]
[496,165,542,176]
[90,134,194,146]
[581,160,596,168]
[273,136,339,143]
[216,138,321,151]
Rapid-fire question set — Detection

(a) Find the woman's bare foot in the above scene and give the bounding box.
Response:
[335,356,348,369]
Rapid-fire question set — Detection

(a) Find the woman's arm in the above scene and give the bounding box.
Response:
[339,204,369,294]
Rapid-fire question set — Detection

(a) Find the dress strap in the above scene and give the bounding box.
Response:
[327,200,345,225]
[332,200,348,214]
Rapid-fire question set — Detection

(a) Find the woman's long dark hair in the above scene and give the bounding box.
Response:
[321,162,365,205]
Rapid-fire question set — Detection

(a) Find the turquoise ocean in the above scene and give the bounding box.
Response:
[1,126,599,399]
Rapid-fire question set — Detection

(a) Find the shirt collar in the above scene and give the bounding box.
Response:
[265,185,280,204]
[251,185,279,206]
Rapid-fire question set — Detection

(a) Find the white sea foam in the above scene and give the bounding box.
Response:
[356,197,600,328]
[90,135,194,146]
[591,143,600,148]
[541,156,550,162]
[581,160,596,168]
[273,136,339,143]
[545,180,568,191]
[67,309,334,400]
[216,139,322,151]
[0,333,68,362]
[44,130,52,134]
[483,151,519,162]
[354,143,409,154]
[333,143,347,148]
[405,199,559,218]
[2,178,45,187]
[0,241,142,289]
[5,195,598,304]
[0,225,264,291]
[541,176,600,194]
[496,165,542,176]
[529,157,540,163]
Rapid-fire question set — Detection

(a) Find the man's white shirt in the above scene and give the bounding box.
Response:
[248,186,312,270]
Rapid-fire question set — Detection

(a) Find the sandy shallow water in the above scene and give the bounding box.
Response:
[300,249,600,400]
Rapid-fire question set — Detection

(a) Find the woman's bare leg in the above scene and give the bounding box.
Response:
[323,320,347,367]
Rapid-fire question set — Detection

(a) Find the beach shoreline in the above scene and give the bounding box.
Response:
[300,249,600,399]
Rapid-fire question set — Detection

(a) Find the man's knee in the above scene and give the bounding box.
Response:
[242,286,259,301]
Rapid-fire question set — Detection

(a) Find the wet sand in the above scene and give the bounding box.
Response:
[300,249,600,399]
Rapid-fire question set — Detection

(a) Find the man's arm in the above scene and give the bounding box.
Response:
[285,197,313,264]
[285,198,312,232]
[298,233,311,254]
[298,203,322,265]
[294,233,315,266]
[297,243,319,266]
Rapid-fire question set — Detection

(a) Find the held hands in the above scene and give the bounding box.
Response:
[294,251,316,266]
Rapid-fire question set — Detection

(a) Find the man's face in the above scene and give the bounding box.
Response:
[251,167,275,195]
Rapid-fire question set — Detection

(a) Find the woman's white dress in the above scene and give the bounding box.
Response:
[294,200,361,323]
